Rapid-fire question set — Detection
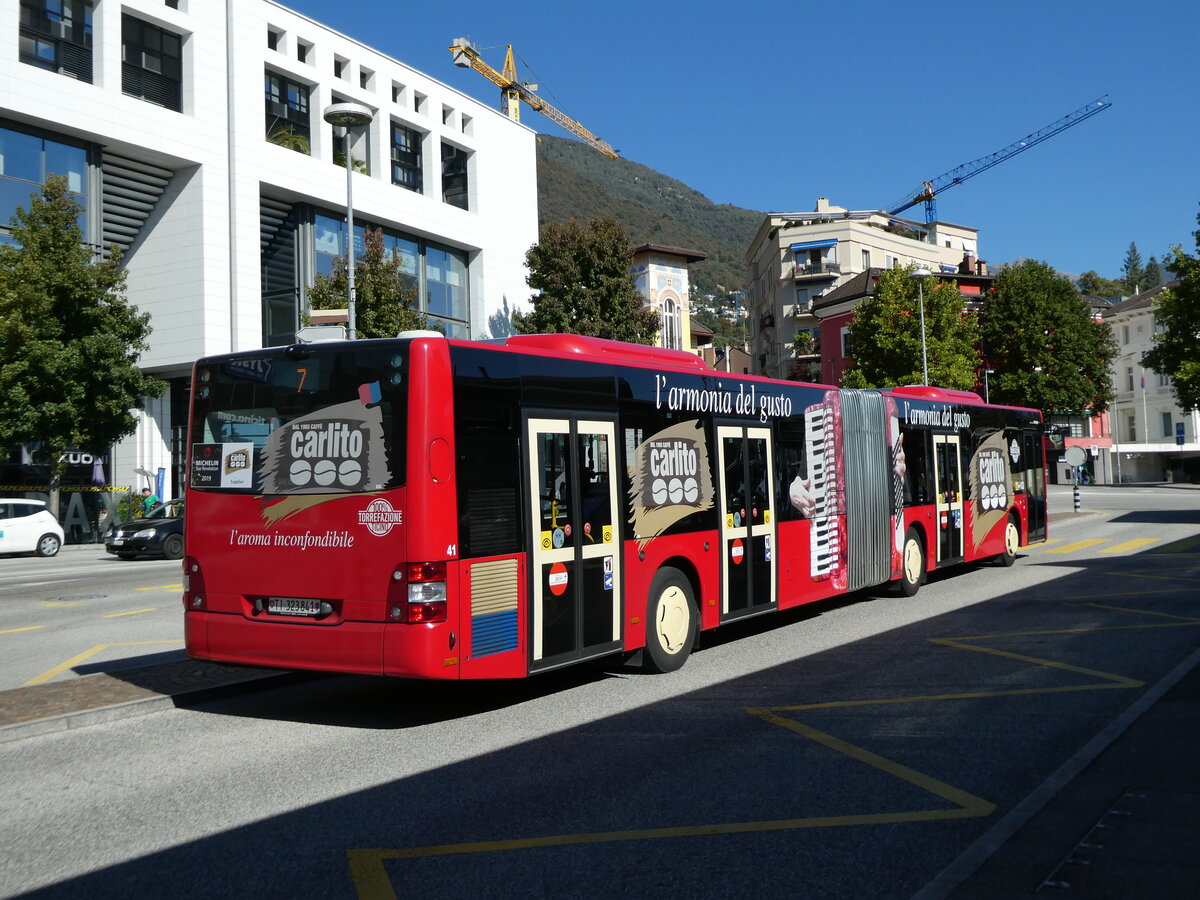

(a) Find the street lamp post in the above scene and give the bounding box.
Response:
[910,267,932,385]
[322,102,375,339]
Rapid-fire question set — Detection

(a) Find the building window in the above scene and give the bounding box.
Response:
[265,71,311,152]
[1162,412,1173,438]
[0,124,90,244]
[441,142,469,210]
[795,287,810,312]
[861,248,870,270]
[122,15,182,111]
[390,123,422,192]
[661,298,680,350]
[1125,367,1134,392]
[299,212,470,343]
[267,28,283,51]
[841,326,852,359]
[1125,412,1137,442]
[19,0,93,82]
[1122,324,1130,344]
[296,40,312,64]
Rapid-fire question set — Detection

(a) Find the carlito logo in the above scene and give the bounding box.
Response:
[629,420,714,548]
[259,397,388,495]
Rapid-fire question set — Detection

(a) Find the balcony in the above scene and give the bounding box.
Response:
[759,313,776,332]
[793,261,841,279]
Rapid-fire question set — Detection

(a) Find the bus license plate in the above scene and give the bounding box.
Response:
[268,597,322,617]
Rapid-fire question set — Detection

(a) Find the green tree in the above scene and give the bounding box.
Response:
[1142,208,1200,410]
[840,265,980,390]
[306,226,427,339]
[1076,270,1126,297]
[1144,255,1163,289]
[981,260,1117,416]
[1121,241,1147,294]
[0,176,164,514]
[513,216,659,343]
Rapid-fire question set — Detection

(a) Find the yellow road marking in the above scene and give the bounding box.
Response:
[1042,539,1108,554]
[23,640,183,686]
[1,625,45,635]
[36,601,83,608]
[136,584,183,592]
[346,596,1200,899]
[1151,535,1200,555]
[1021,538,1062,550]
[1098,538,1157,554]
[103,608,158,618]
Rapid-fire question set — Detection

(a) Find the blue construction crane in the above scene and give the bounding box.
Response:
[886,95,1112,222]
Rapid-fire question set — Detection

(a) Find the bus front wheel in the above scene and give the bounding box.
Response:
[899,529,925,597]
[643,567,697,673]
[996,516,1019,567]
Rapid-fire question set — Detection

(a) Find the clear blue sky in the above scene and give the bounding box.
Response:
[285,0,1198,280]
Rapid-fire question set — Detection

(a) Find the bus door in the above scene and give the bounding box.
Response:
[526,418,622,671]
[717,425,777,619]
[933,434,964,565]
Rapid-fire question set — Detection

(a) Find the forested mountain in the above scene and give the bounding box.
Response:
[534,135,762,299]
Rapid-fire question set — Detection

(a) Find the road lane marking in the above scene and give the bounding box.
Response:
[1151,535,1200,555]
[1,626,45,635]
[1098,538,1157,554]
[1021,538,1062,550]
[1042,539,1108,554]
[135,584,183,592]
[36,601,84,608]
[23,640,183,686]
[346,589,1200,899]
[103,608,158,618]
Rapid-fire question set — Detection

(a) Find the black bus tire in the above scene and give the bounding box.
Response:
[899,528,925,597]
[996,516,1019,567]
[643,567,697,673]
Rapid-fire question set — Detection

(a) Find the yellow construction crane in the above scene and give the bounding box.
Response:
[449,38,618,159]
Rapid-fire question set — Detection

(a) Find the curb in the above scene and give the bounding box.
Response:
[0,664,296,745]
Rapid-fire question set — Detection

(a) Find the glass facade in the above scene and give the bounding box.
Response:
[0,123,90,244]
[261,208,470,345]
[441,141,468,210]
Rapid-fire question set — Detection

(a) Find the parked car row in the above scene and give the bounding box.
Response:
[0,497,185,561]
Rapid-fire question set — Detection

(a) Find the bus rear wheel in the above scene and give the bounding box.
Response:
[996,516,1019,567]
[899,528,925,597]
[643,567,697,673]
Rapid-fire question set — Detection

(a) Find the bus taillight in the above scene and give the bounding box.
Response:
[387,561,447,624]
[182,557,206,611]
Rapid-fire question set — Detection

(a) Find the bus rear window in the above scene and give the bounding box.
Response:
[189,348,406,494]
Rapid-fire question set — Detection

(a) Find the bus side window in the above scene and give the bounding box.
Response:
[900,426,930,505]
[776,417,808,521]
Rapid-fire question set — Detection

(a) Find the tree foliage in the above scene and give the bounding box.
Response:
[1142,207,1200,411]
[513,216,659,343]
[306,226,427,339]
[1121,241,1147,294]
[1076,269,1126,298]
[981,260,1117,416]
[840,265,980,390]
[0,176,164,497]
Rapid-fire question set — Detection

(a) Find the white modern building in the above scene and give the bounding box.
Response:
[3,0,538,534]
[1102,282,1200,483]
[745,198,981,380]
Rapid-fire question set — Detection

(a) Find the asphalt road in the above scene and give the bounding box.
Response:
[1,485,1198,898]
[0,548,184,690]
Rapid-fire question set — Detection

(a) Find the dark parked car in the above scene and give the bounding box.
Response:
[105,499,185,560]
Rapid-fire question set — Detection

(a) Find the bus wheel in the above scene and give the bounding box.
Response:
[899,529,925,597]
[996,516,1019,567]
[644,567,697,673]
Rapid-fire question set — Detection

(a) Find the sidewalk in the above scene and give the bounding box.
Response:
[924,648,1200,899]
[0,658,292,744]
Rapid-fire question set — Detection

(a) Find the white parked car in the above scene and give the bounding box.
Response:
[0,499,64,557]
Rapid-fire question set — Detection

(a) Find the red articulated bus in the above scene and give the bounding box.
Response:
[183,332,1047,678]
